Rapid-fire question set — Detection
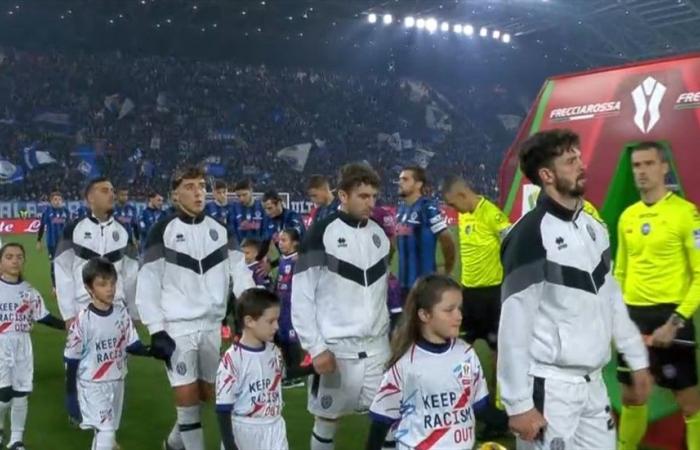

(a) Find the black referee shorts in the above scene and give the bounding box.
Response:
[617,304,698,391]
[461,285,501,351]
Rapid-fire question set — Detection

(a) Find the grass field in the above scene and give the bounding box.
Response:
[1,231,697,450]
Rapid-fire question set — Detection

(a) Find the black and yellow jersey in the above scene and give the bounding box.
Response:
[614,192,700,319]
[458,197,511,288]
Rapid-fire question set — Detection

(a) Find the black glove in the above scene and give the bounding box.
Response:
[150,331,176,370]
[65,392,82,426]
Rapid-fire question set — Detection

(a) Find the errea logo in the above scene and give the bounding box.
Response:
[555,236,568,250]
[337,237,347,248]
[631,76,666,133]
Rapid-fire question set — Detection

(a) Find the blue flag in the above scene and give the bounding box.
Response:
[72,147,101,178]
[23,144,57,170]
[205,163,226,177]
[0,158,24,184]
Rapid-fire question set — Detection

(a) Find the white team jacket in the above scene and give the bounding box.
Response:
[135,211,254,337]
[497,194,648,416]
[54,215,138,320]
[291,210,390,359]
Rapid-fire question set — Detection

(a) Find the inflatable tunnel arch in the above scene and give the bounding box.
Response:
[498,53,700,450]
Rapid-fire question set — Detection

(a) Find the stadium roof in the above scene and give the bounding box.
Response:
[1,0,699,72]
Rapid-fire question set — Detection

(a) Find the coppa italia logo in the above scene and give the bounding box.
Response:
[0,219,41,234]
[631,76,666,133]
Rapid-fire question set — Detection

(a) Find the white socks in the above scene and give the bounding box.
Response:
[311,417,337,450]
[177,405,204,450]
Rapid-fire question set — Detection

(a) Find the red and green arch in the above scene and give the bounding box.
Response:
[497,52,700,449]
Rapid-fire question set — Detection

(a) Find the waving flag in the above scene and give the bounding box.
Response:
[23,144,57,170]
[277,143,312,172]
[0,158,24,184]
[72,147,101,178]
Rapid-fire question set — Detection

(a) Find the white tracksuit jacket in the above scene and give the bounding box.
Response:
[135,211,254,337]
[291,210,391,359]
[497,194,648,416]
[54,215,138,320]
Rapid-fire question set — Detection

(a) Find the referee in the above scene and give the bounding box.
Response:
[615,141,700,450]
[442,175,511,437]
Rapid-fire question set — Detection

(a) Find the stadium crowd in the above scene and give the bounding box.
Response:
[0,47,519,203]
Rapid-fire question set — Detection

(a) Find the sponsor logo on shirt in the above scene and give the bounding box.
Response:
[693,229,700,249]
[555,237,568,250]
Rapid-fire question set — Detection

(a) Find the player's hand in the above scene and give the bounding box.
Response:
[508,408,547,442]
[651,321,679,348]
[35,241,42,252]
[221,325,233,348]
[65,392,82,426]
[256,258,272,276]
[312,350,337,375]
[150,331,176,370]
[65,318,75,331]
[630,368,654,403]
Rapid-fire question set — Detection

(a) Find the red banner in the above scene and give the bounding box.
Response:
[0,219,41,235]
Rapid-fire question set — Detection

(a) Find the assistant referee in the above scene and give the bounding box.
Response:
[442,175,511,437]
[615,141,700,450]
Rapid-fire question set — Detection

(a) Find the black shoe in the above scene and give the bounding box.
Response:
[8,442,26,450]
[476,425,510,441]
[282,378,305,389]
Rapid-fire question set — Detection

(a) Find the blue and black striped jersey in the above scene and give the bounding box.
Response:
[395,197,448,289]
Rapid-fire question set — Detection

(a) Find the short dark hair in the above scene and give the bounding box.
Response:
[280,228,301,243]
[213,180,227,191]
[82,257,118,288]
[50,191,62,199]
[307,175,330,190]
[147,191,161,199]
[0,243,25,260]
[441,175,470,194]
[117,186,129,193]
[262,190,282,203]
[631,141,667,161]
[240,238,262,251]
[403,166,427,185]
[233,179,253,191]
[403,166,429,194]
[337,163,380,194]
[84,177,111,198]
[236,288,280,322]
[171,165,205,190]
[519,129,580,186]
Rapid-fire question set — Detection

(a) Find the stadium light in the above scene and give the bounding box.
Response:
[440,21,449,32]
[416,18,425,29]
[479,27,488,37]
[492,30,501,39]
[453,23,463,34]
[368,13,377,24]
[404,16,415,28]
[383,14,393,25]
[463,24,474,36]
[502,33,511,43]
[425,18,437,33]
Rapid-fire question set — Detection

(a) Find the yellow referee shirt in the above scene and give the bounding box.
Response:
[583,200,603,223]
[458,197,511,288]
[614,192,700,319]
